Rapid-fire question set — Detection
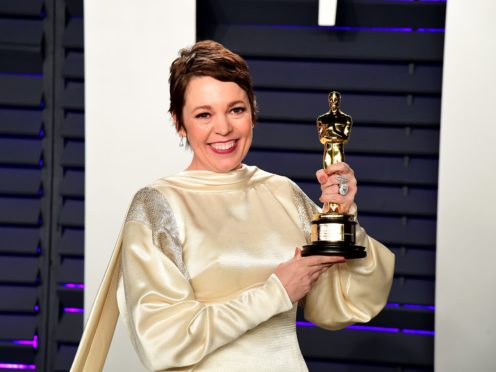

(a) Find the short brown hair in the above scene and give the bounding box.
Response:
[168,40,257,132]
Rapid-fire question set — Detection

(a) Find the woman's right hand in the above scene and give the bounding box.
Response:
[274,248,346,303]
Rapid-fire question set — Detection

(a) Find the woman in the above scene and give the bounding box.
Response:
[71,40,394,371]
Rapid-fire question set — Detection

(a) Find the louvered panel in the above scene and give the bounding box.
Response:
[253,124,440,155]
[245,152,438,186]
[297,307,434,335]
[0,344,35,364]
[306,361,428,372]
[0,108,42,136]
[389,278,434,306]
[0,286,37,312]
[391,247,435,278]
[57,228,83,256]
[62,112,84,139]
[54,344,78,372]
[197,0,446,29]
[59,200,84,227]
[0,75,42,107]
[0,227,39,255]
[0,19,42,45]
[57,257,83,284]
[60,170,84,197]
[0,1,43,16]
[0,138,42,166]
[66,0,83,17]
[63,18,83,49]
[57,313,82,344]
[61,140,84,168]
[0,197,40,225]
[63,81,84,110]
[0,168,41,195]
[203,25,444,62]
[58,287,83,309]
[0,257,38,284]
[360,215,436,247]
[255,91,440,126]
[0,315,36,339]
[249,59,442,95]
[297,327,433,366]
[63,52,84,80]
[298,182,437,217]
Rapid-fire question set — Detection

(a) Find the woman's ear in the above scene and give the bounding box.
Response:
[172,113,186,136]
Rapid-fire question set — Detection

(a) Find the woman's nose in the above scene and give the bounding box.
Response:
[214,115,232,135]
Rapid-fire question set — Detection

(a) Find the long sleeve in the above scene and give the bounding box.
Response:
[289,180,395,330]
[116,188,293,371]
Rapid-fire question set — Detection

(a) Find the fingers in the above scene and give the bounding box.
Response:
[317,162,357,213]
[294,247,302,258]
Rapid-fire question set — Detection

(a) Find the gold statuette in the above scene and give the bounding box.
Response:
[302,91,366,259]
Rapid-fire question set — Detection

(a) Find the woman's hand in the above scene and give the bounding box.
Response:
[274,248,345,303]
[317,162,357,214]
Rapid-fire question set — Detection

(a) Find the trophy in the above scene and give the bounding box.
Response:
[302,91,366,259]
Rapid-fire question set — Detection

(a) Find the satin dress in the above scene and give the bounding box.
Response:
[71,165,394,372]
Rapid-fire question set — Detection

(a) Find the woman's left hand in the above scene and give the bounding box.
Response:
[316,162,357,214]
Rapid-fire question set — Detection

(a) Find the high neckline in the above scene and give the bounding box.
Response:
[161,164,264,190]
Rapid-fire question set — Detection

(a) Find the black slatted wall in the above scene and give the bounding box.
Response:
[0,1,84,370]
[197,0,444,370]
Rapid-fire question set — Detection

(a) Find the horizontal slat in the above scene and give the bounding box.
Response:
[61,170,84,197]
[0,48,42,75]
[297,327,433,366]
[57,312,82,343]
[0,168,41,195]
[0,19,43,45]
[0,286,37,312]
[0,75,42,107]
[198,0,446,28]
[62,112,84,139]
[306,360,429,372]
[61,141,84,168]
[63,18,83,49]
[59,200,84,227]
[389,277,434,305]
[57,228,84,256]
[253,124,440,155]
[360,215,436,247]
[246,152,439,186]
[58,287,83,309]
[64,52,84,79]
[63,81,84,110]
[0,314,36,339]
[0,343,35,364]
[391,247,435,278]
[0,0,43,16]
[0,257,38,284]
[0,227,39,255]
[0,108,42,136]
[57,257,83,283]
[54,344,78,372]
[0,138,42,166]
[255,91,440,126]
[66,0,83,18]
[201,25,445,62]
[249,59,442,95]
[298,182,437,217]
[0,197,40,225]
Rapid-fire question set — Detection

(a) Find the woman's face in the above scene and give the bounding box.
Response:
[178,76,253,173]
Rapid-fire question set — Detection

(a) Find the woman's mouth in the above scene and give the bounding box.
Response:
[209,140,238,154]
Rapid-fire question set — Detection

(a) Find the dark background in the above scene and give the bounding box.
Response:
[0,0,444,370]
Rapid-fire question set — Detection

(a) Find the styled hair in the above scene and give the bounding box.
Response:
[168,40,257,132]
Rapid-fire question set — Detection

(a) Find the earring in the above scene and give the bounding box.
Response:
[179,136,185,147]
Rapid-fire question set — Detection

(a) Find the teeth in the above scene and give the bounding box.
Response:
[211,140,235,151]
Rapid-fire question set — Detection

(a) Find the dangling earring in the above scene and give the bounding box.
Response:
[179,136,185,147]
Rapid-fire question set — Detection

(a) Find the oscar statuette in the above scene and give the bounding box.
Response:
[302,91,366,259]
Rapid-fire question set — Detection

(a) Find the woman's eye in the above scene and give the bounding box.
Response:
[195,112,210,119]
[231,107,246,115]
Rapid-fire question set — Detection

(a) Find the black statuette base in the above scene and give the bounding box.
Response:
[302,242,366,259]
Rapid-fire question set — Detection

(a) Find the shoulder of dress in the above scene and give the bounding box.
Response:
[126,186,174,225]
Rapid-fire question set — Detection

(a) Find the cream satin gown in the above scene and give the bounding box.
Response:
[70,165,394,371]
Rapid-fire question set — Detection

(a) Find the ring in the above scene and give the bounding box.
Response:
[337,175,348,184]
[339,183,349,196]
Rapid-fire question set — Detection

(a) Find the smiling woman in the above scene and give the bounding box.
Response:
[70,40,394,372]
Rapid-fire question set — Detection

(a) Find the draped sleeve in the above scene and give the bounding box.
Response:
[289,181,395,330]
[116,187,293,371]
